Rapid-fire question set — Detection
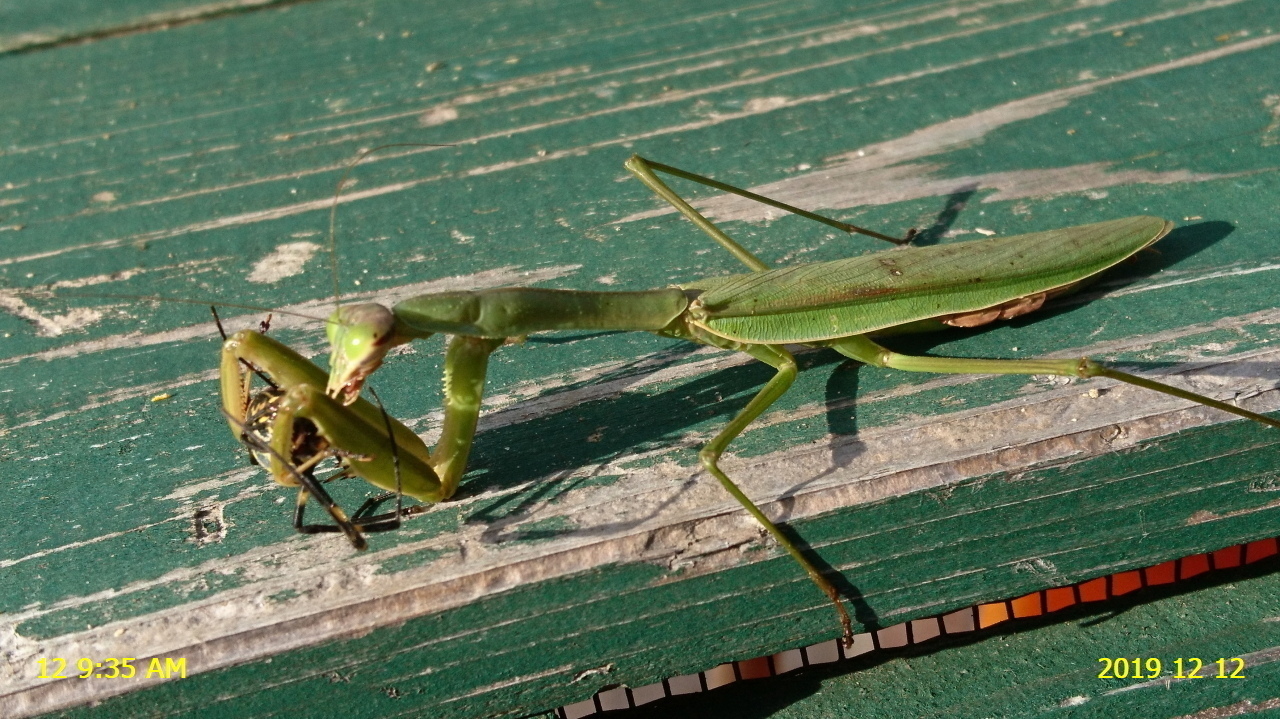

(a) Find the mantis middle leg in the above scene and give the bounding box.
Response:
[700,342,855,644]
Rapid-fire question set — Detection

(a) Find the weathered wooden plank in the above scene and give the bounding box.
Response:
[2,0,1279,716]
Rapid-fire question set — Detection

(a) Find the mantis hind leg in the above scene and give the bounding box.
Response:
[624,155,912,274]
[831,335,1280,430]
[702,343,855,645]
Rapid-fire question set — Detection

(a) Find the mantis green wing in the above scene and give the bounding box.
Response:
[683,216,1171,343]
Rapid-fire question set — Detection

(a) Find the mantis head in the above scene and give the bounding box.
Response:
[326,303,408,404]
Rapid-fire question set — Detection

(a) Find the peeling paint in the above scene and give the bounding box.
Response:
[419,105,459,127]
[246,241,321,284]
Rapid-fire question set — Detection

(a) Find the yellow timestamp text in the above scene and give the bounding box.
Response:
[1097,657,1245,680]
[35,657,187,680]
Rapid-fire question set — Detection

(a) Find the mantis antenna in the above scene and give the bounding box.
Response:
[19,289,329,324]
[327,143,456,313]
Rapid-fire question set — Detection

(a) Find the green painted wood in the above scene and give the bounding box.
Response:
[2,0,1280,716]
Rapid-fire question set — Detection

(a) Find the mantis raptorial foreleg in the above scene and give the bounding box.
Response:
[224,314,507,540]
[221,329,445,548]
[832,335,1280,430]
[271,384,429,537]
[431,335,505,497]
[227,382,424,550]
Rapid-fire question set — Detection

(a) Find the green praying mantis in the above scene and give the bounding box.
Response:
[216,154,1280,645]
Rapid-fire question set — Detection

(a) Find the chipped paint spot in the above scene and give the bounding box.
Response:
[742,96,789,113]
[419,105,459,127]
[571,663,614,682]
[0,293,104,337]
[1186,498,1280,525]
[192,505,228,546]
[246,241,322,284]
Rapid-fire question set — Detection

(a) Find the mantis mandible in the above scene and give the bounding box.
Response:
[220,155,1280,645]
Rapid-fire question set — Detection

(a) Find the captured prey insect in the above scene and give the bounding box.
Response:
[218,155,1280,645]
